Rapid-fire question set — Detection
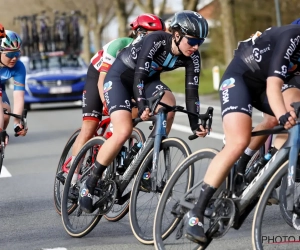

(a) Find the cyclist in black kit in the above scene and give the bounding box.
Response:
[185,24,300,244]
[68,14,166,187]
[79,10,209,213]
[236,20,300,189]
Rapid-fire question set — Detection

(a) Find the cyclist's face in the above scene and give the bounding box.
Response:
[173,31,203,56]
[0,51,20,67]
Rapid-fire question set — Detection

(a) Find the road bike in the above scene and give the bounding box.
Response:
[60,90,213,239]
[53,113,145,221]
[0,109,28,174]
[153,101,300,250]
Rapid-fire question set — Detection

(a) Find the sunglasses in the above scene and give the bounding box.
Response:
[2,51,21,59]
[185,36,205,47]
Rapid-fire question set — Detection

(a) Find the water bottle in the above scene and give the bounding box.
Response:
[245,148,276,183]
[116,146,127,174]
[123,142,143,168]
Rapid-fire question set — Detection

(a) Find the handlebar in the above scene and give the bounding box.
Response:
[132,90,214,140]
[251,101,300,137]
[3,109,28,137]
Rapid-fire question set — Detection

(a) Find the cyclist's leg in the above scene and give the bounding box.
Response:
[236,82,296,173]
[71,64,102,184]
[236,113,277,174]
[144,80,175,134]
[79,64,133,213]
[185,70,253,243]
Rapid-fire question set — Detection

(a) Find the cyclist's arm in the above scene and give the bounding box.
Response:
[267,30,300,120]
[12,61,26,125]
[185,52,201,131]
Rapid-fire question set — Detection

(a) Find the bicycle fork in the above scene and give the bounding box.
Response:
[150,111,168,192]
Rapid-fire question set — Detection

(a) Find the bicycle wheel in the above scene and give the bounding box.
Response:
[61,136,106,237]
[154,148,221,250]
[129,137,193,244]
[279,163,300,227]
[104,127,146,222]
[53,128,80,215]
[252,161,299,250]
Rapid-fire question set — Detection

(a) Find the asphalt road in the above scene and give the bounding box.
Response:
[0,92,299,250]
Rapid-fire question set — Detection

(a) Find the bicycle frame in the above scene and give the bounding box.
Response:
[118,110,168,193]
[234,123,299,226]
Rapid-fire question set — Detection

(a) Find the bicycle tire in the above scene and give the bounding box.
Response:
[53,128,80,215]
[252,161,288,250]
[61,136,106,237]
[104,127,146,222]
[279,164,300,228]
[129,137,193,245]
[0,146,4,175]
[153,148,220,250]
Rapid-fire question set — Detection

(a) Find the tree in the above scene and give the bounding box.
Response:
[219,0,236,65]
[113,0,136,37]
[182,0,200,11]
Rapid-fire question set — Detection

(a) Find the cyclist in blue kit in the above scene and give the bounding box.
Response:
[79,10,210,213]
[0,30,28,143]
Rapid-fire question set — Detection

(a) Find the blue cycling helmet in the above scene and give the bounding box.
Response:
[291,18,300,25]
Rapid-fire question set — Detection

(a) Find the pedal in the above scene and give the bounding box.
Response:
[56,171,66,185]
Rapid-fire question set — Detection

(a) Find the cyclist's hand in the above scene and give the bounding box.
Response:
[140,107,151,121]
[195,124,209,138]
[278,111,296,130]
[14,123,28,136]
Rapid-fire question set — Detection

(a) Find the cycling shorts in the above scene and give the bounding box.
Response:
[103,59,171,115]
[82,64,102,121]
[220,57,297,118]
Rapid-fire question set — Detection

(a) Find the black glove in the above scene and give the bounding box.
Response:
[138,105,150,118]
[278,112,291,126]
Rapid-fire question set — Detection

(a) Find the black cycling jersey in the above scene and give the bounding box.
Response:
[235,25,300,83]
[116,30,201,130]
[219,25,300,118]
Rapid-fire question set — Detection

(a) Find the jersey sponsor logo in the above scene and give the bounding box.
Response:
[103,81,113,93]
[241,104,252,115]
[222,89,230,105]
[284,35,300,60]
[190,53,200,73]
[109,105,117,113]
[253,45,271,62]
[82,90,87,107]
[147,41,164,59]
[144,62,150,72]
[253,48,261,62]
[137,81,144,96]
[274,65,288,77]
[131,47,137,59]
[219,78,235,91]
[221,106,238,116]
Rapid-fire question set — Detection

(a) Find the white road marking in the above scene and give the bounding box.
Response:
[0,166,12,178]
[41,248,67,250]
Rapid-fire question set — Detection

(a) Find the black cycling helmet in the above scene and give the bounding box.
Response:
[170,10,208,39]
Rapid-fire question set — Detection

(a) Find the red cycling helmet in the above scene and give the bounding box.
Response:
[130,13,166,31]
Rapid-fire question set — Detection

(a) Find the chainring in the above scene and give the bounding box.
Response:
[207,198,236,239]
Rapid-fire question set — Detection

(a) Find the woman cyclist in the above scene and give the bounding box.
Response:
[68,14,166,186]
[0,29,27,143]
[79,10,209,213]
[184,23,300,244]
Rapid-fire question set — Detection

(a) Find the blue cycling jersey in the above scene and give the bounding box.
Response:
[0,60,26,91]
